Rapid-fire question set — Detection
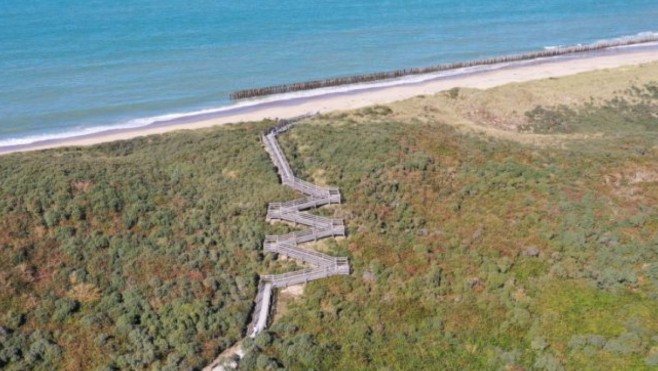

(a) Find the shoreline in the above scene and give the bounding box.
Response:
[3,42,658,155]
[229,34,658,100]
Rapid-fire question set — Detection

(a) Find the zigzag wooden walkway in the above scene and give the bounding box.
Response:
[248,116,350,337]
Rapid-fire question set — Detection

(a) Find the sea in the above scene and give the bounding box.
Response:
[1,0,657,148]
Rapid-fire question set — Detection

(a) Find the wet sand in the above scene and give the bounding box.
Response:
[2,43,658,155]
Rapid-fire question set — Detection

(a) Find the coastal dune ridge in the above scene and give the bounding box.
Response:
[1,35,658,155]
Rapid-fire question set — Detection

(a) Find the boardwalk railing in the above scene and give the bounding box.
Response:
[268,197,331,213]
[283,176,341,200]
[264,225,345,247]
[263,134,294,180]
[247,115,351,337]
[267,210,344,229]
[264,243,341,267]
[263,263,351,288]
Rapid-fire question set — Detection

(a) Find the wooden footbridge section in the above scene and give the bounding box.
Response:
[248,117,350,337]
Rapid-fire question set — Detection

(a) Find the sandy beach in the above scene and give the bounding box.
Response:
[3,44,658,155]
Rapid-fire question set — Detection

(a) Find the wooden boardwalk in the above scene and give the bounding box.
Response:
[247,116,350,337]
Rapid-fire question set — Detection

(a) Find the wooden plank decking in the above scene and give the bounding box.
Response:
[247,116,351,338]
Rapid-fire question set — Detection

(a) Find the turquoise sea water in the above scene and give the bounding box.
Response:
[1,0,657,146]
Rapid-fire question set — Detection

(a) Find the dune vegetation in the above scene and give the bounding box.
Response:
[1,62,657,370]
[0,124,301,370]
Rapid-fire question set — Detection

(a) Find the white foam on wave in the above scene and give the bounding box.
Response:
[2,31,657,149]
[543,32,658,51]
[593,31,658,46]
[0,99,285,148]
[0,67,486,148]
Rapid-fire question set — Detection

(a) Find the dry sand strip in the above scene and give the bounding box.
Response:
[3,45,658,155]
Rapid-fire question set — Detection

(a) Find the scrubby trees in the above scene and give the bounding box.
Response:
[0,121,294,369]
[245,85,658,369]
[2,80,658,369]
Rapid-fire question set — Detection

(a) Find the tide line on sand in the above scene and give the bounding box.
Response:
[229,34,658,100]
[2,41,658,155]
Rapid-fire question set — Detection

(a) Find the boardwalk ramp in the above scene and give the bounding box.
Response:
[248,116,351,337]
